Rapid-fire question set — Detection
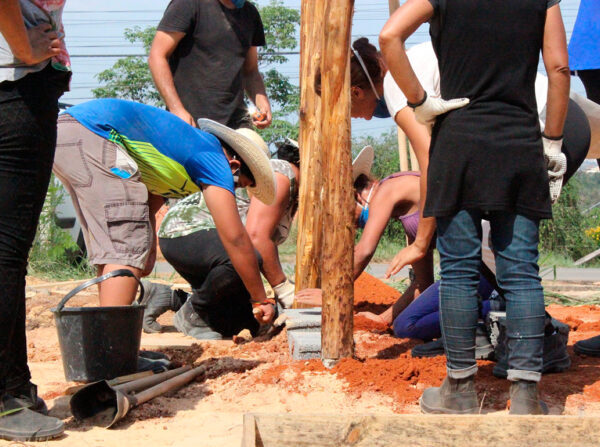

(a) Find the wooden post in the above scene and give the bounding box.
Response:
[294,0,325,305]
[388,0,400,15]
[319,0,355,365]
[408,141,419,171]
[398,132,409,171]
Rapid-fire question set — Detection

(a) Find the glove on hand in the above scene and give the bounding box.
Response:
[543,136,566,204]
[272,278,295,308]
[413,94,470,129]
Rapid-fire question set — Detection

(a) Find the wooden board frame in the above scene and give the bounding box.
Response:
[242,412,600,447]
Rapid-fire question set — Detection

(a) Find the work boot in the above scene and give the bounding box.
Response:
[493,318,571,378]
[173,300,223,340]
[420,376,479,414]
[141,280,184,333]
[137,356,171,374]
[412,326,494,360]
[0,394,64,442]
[7,382,47,416]
[574,335,600,357]
[509,380,548,415]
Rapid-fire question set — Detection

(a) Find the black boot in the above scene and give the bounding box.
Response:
[141,280,184,333]
[574,335,600,357]
[7,382,47,416]
[0,394,64,442]
[411,339,444,358]
[509,380,548,415]
[420,376,479,414]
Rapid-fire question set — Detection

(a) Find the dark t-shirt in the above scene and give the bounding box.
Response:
[423,0,558,219]
[158,0,265,127]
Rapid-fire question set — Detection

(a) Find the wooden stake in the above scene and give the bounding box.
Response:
[294,0,325,306]
[319,0,355,363]
[398,130,409,171]
[388,0,400,15]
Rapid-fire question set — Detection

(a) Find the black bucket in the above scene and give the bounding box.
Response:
[51,269,145,383]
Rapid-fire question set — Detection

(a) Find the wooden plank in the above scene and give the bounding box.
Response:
[398,129,409,171]
[294,0,325,306]
[242,413,600,447]
[319,0,355,363]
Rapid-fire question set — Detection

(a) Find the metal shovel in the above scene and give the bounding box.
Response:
[70,366,190,427]
[71,364,211,428]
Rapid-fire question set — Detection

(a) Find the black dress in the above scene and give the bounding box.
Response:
[423,0,558,220]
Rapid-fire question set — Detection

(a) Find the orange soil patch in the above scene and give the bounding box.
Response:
[259,273,600,412]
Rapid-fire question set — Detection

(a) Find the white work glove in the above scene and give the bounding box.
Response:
[542,135,567,204]
[272,278,295,309]
[412,91,470,129]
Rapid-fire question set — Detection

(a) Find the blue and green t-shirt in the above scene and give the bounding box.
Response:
[64,98,234,199]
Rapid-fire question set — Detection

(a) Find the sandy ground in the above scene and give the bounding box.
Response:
[7,274,600,446]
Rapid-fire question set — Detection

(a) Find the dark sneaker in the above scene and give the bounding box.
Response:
[411,326,493,360]
[509,380,548,415]
[420,376,479,414]
[137,356,171,374]
[173,300,223,340]
[493,318,571,379]
[141,280,183,333]
[8,383,47,416]
[0,395,64,442]
[411,339,444,358]
[574,335,600,357]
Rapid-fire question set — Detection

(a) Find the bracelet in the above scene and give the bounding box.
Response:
[406,91,427,109]
[251,298,276,308]
[541,132,563,141]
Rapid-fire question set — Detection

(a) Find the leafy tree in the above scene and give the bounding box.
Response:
[93,1,300,143]
[93,27,162,106]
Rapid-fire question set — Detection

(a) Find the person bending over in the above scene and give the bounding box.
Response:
[53,98,277,325]
[142,139,301,339]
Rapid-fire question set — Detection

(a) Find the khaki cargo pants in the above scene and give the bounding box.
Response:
[53,114,151,269]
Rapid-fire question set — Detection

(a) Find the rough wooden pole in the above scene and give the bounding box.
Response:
[388,0,400,14]
[398,132,409,171]
[294,0,325,305]
[320,0,355,365]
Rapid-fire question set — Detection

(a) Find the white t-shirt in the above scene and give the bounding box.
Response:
[383,41,550,129]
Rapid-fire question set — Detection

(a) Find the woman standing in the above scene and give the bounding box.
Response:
[380,0,569,415]
[0,0,70,441]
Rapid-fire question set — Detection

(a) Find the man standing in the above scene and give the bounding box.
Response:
[149,0,272,130]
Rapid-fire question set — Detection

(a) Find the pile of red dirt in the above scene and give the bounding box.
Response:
[353,272,400,314]
[259,274,600,412]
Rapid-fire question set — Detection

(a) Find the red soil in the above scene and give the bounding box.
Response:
[262,273,600,411]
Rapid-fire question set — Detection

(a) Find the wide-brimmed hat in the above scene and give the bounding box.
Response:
[352,145,374,182]
[197,119,276,205]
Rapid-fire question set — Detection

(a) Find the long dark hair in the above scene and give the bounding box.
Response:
[274,139,300,168]
[315,37,383,95]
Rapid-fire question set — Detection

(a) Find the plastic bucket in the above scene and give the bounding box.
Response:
[51,269,145,383]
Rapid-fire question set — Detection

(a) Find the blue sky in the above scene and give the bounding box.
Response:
[62,0,585,137]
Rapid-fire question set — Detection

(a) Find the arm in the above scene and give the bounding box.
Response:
[379,0,434,104]
[0,1,61,65]
[245,173,290,286]
[203,185,274,323]
[385,108,436,277]
[353,187,396,280]
[542,4,569,138]
[243,46,272,129]
[148,30,196,127]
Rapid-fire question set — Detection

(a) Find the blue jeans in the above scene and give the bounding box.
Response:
[392,276,495,341]
[437,210,545,382]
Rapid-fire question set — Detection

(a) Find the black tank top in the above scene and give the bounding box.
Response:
[423,0,552,219]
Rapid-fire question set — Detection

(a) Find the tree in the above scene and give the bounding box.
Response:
[92,27,162,106]
[93,1,300,143]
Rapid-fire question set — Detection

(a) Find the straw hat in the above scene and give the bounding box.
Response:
[197,119,276,205]
[352,145,374,182]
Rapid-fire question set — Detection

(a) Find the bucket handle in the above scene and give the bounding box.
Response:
[55,269,145,312]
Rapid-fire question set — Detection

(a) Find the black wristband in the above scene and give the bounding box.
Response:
[541,132,563,141]
[407,91,427,109]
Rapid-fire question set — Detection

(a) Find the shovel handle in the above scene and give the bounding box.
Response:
[131,364,210,406]
[115,366,191,393]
